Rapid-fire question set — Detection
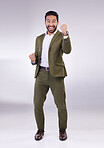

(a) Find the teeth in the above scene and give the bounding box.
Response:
[49,27,53,28]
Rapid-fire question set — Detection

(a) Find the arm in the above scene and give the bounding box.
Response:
[60,24,72,54]
[29,53,36,65]
[62,35,72,54]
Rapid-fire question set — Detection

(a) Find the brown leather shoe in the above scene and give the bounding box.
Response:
[34,129,44,141]
[59,129,67,141]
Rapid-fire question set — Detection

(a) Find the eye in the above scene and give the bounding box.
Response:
[52,20,56,23]
[46,20,50,23]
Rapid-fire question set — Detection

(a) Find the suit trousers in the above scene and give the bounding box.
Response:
[33,68,67,130]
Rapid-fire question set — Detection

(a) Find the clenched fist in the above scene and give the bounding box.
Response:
[29,53,36,62]
[60,24,67,36]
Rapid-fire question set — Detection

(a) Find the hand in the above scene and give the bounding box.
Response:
[29,53,36,62]
[60,24,67,36]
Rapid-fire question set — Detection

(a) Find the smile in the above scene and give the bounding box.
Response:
[48,26,55,29]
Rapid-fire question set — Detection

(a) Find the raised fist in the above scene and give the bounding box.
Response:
[60,24,67,36]
[29,53,36,62]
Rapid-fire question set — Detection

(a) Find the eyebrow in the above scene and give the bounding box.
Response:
[46,19,56,21]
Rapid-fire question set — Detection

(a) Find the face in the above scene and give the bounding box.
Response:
[45,15,59,35]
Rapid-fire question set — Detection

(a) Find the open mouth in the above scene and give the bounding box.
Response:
[48,26,55,30]
[47,25,56,33]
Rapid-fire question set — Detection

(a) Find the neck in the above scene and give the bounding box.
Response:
[47,31,54,35]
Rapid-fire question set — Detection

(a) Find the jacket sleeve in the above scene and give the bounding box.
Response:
[62,35,72,54]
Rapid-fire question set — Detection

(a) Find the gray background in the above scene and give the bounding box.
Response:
[0,0,104,147]
[0,0,104,107]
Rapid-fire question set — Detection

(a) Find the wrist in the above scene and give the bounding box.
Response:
[31,60,36,64]
[31,59,36,62]
[63,32,67,36]
[63,31,69,36]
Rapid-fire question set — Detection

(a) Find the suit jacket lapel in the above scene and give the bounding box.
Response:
[39,33,45,54]
[49,30,60,50]
[39,30,60,55]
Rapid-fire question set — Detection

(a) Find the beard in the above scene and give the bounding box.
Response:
[46,25,57,33]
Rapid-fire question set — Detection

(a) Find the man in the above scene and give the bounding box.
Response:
[29,11,72,141]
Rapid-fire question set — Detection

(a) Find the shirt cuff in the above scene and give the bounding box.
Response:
[63,35,68,39]
[31,60,36,65]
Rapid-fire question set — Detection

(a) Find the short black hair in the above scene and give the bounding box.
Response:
[45,11,59,22]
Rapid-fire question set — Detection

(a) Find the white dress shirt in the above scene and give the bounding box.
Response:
[40,32,55,67]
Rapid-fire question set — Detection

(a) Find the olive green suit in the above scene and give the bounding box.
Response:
[33,30,72,130]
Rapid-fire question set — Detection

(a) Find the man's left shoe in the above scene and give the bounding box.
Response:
[59,129,67,141]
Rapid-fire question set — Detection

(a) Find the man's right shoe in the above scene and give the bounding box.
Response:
[34,129,44,141]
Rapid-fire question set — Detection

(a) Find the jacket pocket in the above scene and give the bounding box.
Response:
[56,62,65,66]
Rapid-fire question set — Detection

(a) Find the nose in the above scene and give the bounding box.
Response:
[49,22,53,26]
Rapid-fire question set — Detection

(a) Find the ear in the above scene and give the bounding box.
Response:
[57,21,59,25]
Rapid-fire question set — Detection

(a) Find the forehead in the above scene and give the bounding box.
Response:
[46,15,57,20]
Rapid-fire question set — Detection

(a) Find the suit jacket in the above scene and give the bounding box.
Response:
[34,30,72,78]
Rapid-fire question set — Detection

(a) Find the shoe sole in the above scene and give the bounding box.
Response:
[34,134,44,141]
